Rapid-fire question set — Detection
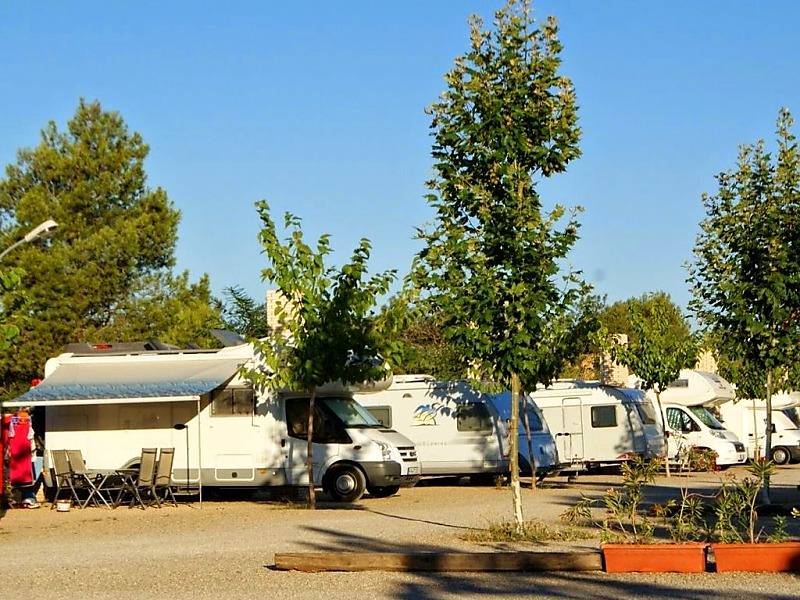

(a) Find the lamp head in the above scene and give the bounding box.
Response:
[24,219,58,243]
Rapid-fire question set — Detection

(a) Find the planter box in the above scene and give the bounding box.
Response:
[602,543,707,573]
[712,542,800,572]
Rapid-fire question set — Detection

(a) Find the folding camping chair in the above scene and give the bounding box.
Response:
[154,448,178,507]
[49,450,80,509]
[115,448,158,509]
[65,449,110,508]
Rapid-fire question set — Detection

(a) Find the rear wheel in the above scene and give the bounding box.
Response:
[323,464,366,502]
[367,485,400,498]
[771,446,791,466]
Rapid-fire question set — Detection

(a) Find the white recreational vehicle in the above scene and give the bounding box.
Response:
[631,370,747,468]
[527,381,663,471]
[5,343,421,502]
[355,375,526,478]
[718,392,800,464]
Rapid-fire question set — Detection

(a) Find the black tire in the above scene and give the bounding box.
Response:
[323,464,366,502]
[367,485,400,498]
[771,446,791,466]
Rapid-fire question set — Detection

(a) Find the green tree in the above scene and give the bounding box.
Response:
[0,99,182,395]
[413,0,584,528]
[377,293,468,380]
[219,285,271,339]
[598,292,691,348]
[246,201,396,508]
[688,109,800,498]
[88,272,223,348]
[609,295,698,477]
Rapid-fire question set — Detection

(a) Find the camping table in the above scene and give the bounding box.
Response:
[113,468,143,508]
[80,472,114,509]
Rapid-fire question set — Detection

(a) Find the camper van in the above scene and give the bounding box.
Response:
[527,381,663,471]
[5,343,421,502]
[486,391,561,476]
[631,370,747,468]
[718,392,800,464]
[355,375,528,478]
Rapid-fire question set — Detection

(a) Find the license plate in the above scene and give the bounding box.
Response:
[407,467,420,475]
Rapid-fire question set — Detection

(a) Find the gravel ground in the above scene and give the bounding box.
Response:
[1,466,799,599]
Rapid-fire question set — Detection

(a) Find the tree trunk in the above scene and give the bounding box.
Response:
[521,392,537,490]
[510,373,524,529]
[307,389,317,510]
[763,370,772,504]
[655,390,670,477]
[751,398,760,461]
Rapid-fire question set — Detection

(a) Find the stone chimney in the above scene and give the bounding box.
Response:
[600,333,630,386]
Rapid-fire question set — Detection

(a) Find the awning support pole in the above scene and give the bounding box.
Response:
[197,396,202,509]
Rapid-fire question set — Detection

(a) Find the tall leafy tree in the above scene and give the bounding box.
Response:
[246,201,395,509]
[0,99,182,395]
[413,0,583,528]
[688,109,800,498]
[219,285,271,339]
[598,292,691,348]
[608,297,698,476]
[88,272,223,348]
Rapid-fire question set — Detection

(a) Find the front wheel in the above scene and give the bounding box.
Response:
[367,485,400,498]
[771,446,791,465]
[323,464,366,502]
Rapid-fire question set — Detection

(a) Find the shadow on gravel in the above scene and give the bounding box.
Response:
[290,525,800,600]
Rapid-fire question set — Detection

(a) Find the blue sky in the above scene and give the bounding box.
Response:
[1,1,798,311]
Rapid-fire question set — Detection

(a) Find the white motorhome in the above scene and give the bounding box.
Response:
[355,375,522,478]
[527,381,663,471]
[486,390,561,476]
[5,343,421,502]
[718,392,800,464]
[631,370,747,468]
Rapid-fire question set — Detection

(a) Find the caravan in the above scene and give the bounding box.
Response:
[718,392,800,464]
[527,381,663,471]
[354,375,543,478]
[632,370,747,468]
[5,343,421,502]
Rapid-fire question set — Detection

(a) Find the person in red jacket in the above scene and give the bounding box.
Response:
[4,410,39,508]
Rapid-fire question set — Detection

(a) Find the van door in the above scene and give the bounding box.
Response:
[284,397,343,485]
[665,406,696,459]
[207,387,257,483]
[559,398,584,462]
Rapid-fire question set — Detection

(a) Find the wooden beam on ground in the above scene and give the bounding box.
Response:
[272,551,602,573]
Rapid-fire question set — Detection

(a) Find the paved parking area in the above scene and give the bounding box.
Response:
[1,466,799,599]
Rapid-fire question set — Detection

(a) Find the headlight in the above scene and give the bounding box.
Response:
[377,441,392,461]
[711,431,726,439]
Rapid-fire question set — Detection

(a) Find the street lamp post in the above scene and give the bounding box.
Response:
[0,218,58,509]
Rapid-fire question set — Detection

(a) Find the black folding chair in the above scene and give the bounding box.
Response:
[50,450,80,509]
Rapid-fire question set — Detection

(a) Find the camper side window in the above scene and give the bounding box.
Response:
[284,398,351,444]
[457,403,493,432]
[366,406,392,428]
[211,387,254,416]
[591,406,617,428]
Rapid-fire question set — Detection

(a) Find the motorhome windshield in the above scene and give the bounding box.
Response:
[688,406,725,430]
[635,402,657,425]
[321,397,383,428]
[782,408,800,428]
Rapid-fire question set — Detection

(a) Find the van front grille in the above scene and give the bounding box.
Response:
[398,446,418,462]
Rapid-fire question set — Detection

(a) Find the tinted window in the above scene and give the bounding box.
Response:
[366,406,392,428]
[591,405,617,428]
[284,398,351,443]
[457,402,493,432]
[210,387,254,416]
[523,407,543,432]
[635,402,657,425]
[666,407,694,433]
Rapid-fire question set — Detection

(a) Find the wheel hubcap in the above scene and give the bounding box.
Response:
[774,449,788,463]
[335,474,356,494]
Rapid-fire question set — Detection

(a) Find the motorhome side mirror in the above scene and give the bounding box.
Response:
[770,423,777,434]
